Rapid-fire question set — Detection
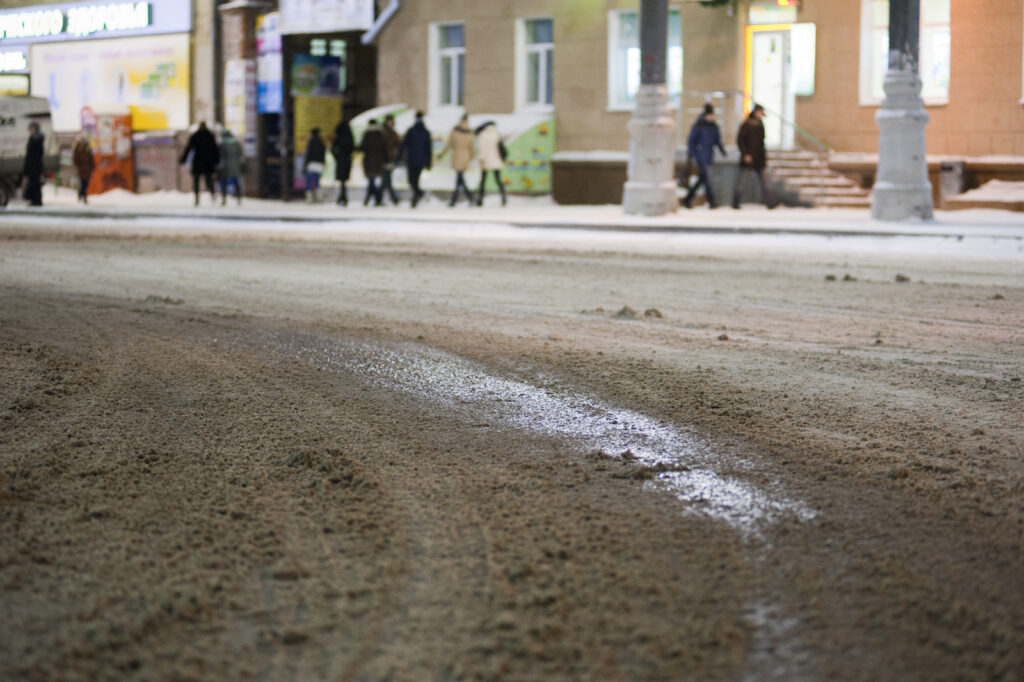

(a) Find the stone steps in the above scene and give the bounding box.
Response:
[768,150,871,208]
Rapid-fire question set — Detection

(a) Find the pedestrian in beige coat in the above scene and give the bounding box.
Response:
[474,121,506,206]
[438,114,475,206]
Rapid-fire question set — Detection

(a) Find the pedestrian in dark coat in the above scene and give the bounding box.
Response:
[304,127,326,202]
[731,104,776,209]
[331,119,354,205]
[72,135,94,204]
[380,114,401,205]
[682,104,726,209]
[399,111,432,208]
[22,122,44,206]
[359,119,388,206]
[180,122,219,206]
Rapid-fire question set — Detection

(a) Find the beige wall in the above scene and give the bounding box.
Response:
[377,0,743,152]
[795,0,1024,156]
[378,0,1024,156]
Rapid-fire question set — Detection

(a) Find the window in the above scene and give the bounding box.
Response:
[517,17,553,110]
[860,0,950,105]
[430,22,465,110]
[608,9,682,110]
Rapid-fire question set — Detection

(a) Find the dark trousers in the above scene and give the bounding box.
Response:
[683,163,716,207]
[476,169,506,205]
[408,165,426,206]
[336,180,348,205]
[364,176,383,205]
[449,171,472,205]
[381,167,400,204]
[78,175,91,202]
[732,167,776,208]
[25,174,42,206]
[192,172,216,205]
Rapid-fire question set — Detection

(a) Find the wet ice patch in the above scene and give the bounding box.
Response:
[259,333,815,537]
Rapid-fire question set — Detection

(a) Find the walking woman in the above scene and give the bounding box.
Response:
[72,135,94,204]
[332,118,354,205]
[438,114,474,206]
[474,121,506,206]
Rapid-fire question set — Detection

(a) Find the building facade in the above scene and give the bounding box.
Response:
[372,0,1024,202]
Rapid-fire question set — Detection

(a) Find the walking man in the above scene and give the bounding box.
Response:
[400,111,432,208]
[22,122,44,207]
[380,114,401,205]
[681,104,726,209]
[731,104,777,209]
[303,127,326,203]
[180,122,219,206]
[359,119,388,206]
[218,129,244,205]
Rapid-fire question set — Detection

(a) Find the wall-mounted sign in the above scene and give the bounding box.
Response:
[278,0,373,35]
[290,54,342,97]
[31,33,190,132]
[0,48,28,73]
[0,0,189,46]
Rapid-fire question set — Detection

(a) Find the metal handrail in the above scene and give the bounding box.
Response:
[678,89,834,206]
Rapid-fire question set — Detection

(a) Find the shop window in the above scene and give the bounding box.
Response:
[516,17,554,111]
[430,22,465,110]
[860,0,950,105]
[607,9,682,110]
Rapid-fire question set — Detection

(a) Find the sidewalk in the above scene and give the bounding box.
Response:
[3,185,1023,240]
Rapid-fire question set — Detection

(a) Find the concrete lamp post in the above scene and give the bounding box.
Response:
[623,0,677,216]
[872,0,933,221]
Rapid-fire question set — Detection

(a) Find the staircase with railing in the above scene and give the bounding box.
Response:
[678,90,871,208]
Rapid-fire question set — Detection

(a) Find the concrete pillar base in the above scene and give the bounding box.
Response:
[872,68,933,221]
[623,84,677,216]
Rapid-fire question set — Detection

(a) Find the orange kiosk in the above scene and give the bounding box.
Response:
[80,105,134,194]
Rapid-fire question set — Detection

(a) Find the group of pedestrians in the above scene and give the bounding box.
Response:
[179,121,245,206]
[681,102,777,210]
[309,111,507,208]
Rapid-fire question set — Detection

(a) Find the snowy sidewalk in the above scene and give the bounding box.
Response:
[2,185,1023,240]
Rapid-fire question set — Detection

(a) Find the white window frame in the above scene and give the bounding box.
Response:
[429,21,465,112]
[515,17,554,113]
[859,0,950,106]
[607,9,682,111]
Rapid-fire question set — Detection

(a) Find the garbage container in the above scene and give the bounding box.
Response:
[939,160,965,208]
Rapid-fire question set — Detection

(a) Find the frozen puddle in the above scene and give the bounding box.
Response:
[255,333,815,538]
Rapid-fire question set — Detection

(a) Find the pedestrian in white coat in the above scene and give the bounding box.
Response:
[474,121,507,206]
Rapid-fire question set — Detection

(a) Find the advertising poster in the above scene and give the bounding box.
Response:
[279,0,373,35]
[80,105,134,194]
[504,120,556,194]
[290,54,342,97]
[30,33,190,132]
[292,95,340,189]
[256,11,282,114]
[225,59,258,156]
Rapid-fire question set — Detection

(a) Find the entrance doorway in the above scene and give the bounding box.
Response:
[746,25,795,150]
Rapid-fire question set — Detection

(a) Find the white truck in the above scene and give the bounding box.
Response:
[0,96,60,206]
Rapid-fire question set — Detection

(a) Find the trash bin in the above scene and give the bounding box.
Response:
[939,160,965,207]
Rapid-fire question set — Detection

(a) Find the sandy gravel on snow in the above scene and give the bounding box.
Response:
[0,219,1022,681]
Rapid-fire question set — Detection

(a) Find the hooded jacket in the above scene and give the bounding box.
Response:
[687,115,726,167]
[475,123,504,171]
[359,124,388,178]
[442,123,475,172]
[400,119,433,170]
[181,125,220,175]
[332,121,354,181]
[219,131,243,177]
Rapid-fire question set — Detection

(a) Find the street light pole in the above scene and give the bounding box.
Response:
[872,0,933,221]
[623,0,677,216]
